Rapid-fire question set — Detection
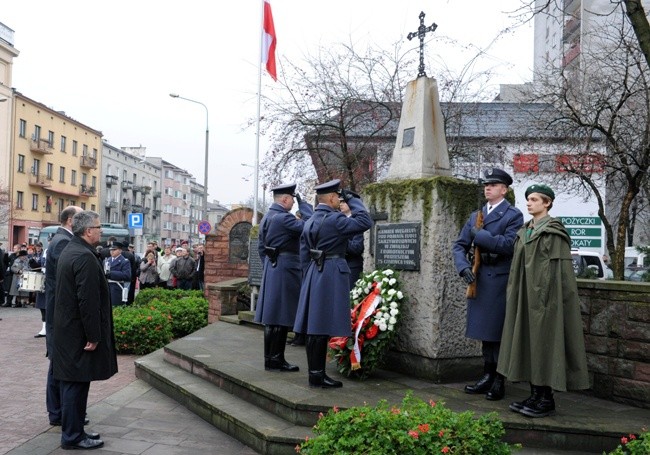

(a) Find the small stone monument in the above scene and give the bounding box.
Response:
[387,12,452,180]
[363,12,481,382]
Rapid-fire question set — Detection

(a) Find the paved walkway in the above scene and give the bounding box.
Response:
[0,306,256,455]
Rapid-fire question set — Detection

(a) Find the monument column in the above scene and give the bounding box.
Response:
[362,12,481,382]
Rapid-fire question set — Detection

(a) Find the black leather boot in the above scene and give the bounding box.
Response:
[486,373,505,401]
[521,385,555,418]
[307,335,342,388]
[509,383,539,413]
[267,326,299,372]
[464,362,495,394]
[263,325,272,370]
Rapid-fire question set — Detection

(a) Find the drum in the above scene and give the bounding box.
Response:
[19,271,45,292]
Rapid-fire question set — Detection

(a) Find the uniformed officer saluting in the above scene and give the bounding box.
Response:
[254,183,313,372]
[293,179,373,388]
[452,168,523,401]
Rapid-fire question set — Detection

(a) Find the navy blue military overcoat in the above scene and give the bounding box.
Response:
[293,198,373,337]
[452,200,523,341]
[106,254,131,306]
[254,200,313,326]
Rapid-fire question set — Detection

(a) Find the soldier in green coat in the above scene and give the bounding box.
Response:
[497,184,589,418]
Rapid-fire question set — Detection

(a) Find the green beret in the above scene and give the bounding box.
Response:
[525,184,555,201]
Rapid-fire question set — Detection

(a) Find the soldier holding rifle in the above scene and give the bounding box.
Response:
[452,168,523,401]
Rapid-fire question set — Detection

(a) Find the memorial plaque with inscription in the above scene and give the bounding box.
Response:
[375,223,421,271]
[248,239,264,287]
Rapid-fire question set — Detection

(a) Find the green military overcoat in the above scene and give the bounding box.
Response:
[497,216,590,391]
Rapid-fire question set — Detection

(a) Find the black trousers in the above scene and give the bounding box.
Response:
[60,380,90,445]
[482,340,501,364]
[46,361,61,423]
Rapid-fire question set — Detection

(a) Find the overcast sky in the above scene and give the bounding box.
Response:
[2,0,533,206]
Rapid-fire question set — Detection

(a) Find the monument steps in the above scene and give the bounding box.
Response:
[134,322,647,455]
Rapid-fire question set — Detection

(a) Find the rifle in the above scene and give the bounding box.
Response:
[466,209,483,298]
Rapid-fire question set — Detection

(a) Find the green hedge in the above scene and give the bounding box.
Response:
[113,288,208,355]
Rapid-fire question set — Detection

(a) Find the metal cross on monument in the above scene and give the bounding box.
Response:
[407,11,437,78]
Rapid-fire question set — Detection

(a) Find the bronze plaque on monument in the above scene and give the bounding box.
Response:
[375,223,420,271]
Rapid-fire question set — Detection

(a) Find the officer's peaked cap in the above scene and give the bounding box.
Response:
[483,168,513,186]
[314,179,341,194]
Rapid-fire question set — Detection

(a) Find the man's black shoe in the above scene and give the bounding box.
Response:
[61,437,104,450]
[85,432,101,440]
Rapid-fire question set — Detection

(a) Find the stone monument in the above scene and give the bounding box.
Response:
[363,12,481,382]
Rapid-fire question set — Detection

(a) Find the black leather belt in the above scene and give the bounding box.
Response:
[278,251,298,257]
[325,254,345,259]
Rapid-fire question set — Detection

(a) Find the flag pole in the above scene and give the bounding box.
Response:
[251,0,265,313]
[253,0,264,229]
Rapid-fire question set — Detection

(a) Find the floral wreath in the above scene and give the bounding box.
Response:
[329,269,405,379]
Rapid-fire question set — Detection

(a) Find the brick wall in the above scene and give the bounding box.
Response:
[204,207,258,323]
[579,280,650,408]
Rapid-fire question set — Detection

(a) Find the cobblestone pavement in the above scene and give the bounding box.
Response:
[0,305,257,455]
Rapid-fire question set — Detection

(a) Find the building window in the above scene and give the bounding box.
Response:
[34,125,41,140]
[81,173,87,186]
[16,191,23,209]
[72,140,78,156]
[81,202,86,210]
[59,167,65,183]
[17,154,25,173]
[46,163,53,180]
[45,196,52,213]
[32,159,40,176]
[60,136,66,152]
[83,144,88,156]
[48,131,54,147]
[19,119,26,138]
[91,204,96,211]
[32,194,39,211]
[71,170,77,186]
[92,175,97,189]
[92,148,97,158]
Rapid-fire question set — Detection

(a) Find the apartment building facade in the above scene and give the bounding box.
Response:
[0,22,19,243]
[9,92,102,244]
[101,142,162,239]
[146,157,204,246]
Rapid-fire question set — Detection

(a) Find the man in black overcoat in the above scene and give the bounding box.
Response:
[53,210,118,450]
[43,205,83,426]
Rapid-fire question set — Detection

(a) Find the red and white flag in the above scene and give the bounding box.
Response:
[262,0,277,81]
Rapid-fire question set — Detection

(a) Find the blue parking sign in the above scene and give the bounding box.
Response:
[128,213,143,228]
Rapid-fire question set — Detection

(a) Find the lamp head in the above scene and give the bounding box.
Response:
[169,93,179,98]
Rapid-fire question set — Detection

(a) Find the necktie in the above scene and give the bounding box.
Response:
[487,205,493,213]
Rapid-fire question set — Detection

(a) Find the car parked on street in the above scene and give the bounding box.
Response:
[571,249,610,279]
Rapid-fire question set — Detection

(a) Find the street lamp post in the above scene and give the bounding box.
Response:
[169,93,209,239]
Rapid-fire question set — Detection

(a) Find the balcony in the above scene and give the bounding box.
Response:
[122,199,132,211]
[79,184,96,197]
[131,204,143,213]
[132,185,143,193]
[143,206,151,214]
[30,138,54,155]
[121,181,133,190]
[152,209,162,217]
[106,175,119,187]
[80,155,97,169]
[152,190,162,199]
[28,173,52,188]
[107,200,118,208]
